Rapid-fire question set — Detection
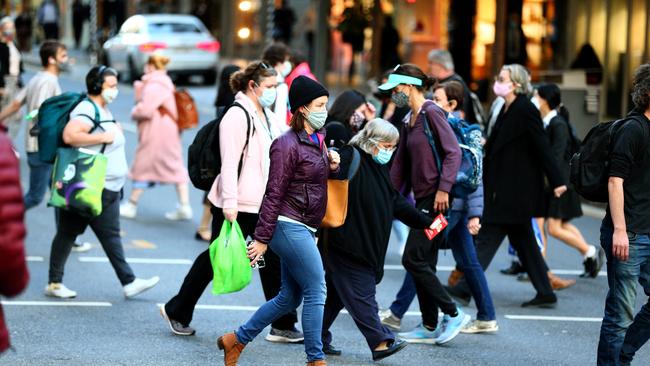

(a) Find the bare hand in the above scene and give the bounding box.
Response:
[101,130,115,144]
[247,240,267,267]
[364,103,377,120]
[434,190,450,213]
[467,217,482,235]
[223,208,238,222]
[612,228,629,261]
[328,150,340,171]
[554,185,568,198]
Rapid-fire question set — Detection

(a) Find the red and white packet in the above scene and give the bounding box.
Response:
[424,213,448,240]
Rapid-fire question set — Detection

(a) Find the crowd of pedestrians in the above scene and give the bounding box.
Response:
[1,36,649,366]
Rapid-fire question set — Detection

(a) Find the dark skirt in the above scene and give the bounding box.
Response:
[546,187,583,220]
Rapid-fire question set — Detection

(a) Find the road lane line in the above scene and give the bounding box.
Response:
[79,257,193,265]
[1,300,112,307]
[75,257,606,276]
[26,256,44,262]
[505,315,602,322]
[155,303,428,317]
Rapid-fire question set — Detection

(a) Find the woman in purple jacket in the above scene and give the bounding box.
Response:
[217,76,340,366]
[382,64,470,344]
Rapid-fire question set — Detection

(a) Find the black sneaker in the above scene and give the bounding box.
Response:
[160,306,195,336]
[581,247,605,278]
[264,327,305,343]
[323,343,342,356]
[500,260,525,275]
[444,285,471,307]
[521,294,557,308]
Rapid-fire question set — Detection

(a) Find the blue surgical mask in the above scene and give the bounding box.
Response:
[281,60,292,77]
[305,108,327,130]
[373,147,394,165]
[257,85,277,108]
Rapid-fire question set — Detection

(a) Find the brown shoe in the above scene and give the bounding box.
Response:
[217,332,245,366]
[548,272,576,291]
[306,361,327,366]
[447,269,464,287]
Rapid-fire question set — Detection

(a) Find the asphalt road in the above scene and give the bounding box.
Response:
[1,68,649,366]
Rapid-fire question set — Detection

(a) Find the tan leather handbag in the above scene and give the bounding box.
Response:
[321,147,361,228]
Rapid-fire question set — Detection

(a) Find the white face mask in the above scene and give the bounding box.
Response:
[281,60,292,77]
[102,88,119,104]
[531,96,540,110]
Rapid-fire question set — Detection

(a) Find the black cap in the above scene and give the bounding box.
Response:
[289,76,329,114]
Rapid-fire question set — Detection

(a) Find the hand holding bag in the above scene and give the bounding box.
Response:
[209,220,252,295]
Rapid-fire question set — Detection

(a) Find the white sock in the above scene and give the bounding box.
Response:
[584,245,597,259]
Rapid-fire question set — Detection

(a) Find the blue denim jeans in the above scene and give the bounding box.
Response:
[390,210,496,321]
[597,221,650,366]
[236,221,326,362]
[24,152,52,210]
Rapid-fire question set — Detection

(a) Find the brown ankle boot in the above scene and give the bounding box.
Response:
[217,332,245,366]
[447,269,464,287]
[548,271,576,291]
[306,360,327,366]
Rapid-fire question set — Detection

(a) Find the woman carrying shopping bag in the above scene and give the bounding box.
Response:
[161,61,302,340]
[217,75,340,366]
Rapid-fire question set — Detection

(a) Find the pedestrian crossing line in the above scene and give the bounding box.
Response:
[384,264,606,276]
[26,256,44,262]
[78,257,193,265]
[505,315,602,322]
[155,303,429,317]
[1,300,112,307]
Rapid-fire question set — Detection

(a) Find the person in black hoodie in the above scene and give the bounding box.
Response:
[319,119,435,361]
[324,89,375,149]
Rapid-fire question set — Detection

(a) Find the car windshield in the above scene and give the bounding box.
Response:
[147,22,202,34]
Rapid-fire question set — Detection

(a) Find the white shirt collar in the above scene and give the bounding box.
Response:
[542,109,557,128]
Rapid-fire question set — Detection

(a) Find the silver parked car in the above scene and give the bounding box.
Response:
[102,14,220,84]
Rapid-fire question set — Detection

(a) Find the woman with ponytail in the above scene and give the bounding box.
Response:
[121,54,191,221]
[380,64,469,345]
[534,83,604,278]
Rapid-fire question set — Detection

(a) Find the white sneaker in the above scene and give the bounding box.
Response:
[165,204,193,221]
[71,241,92,253]
[460,319,499,334]
[379,308,402,331]
[44,283,77,298]
[120,201,137,219]
[123,276,160,298]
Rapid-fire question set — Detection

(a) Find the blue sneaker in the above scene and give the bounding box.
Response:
[435,308,471,345]
[398,323,441,344]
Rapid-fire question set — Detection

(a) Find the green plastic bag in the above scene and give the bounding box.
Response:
[48,147,107,217]
[209,220,252,295]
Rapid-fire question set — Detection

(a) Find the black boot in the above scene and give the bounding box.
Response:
[500,260,525,275]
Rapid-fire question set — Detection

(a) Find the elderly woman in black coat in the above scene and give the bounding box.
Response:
[319,119,436,362]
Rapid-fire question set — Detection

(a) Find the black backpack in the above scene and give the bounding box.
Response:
[569,114,645,202]
[187,102,252,191]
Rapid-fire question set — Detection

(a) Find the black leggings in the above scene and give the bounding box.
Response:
[165,206,298,329]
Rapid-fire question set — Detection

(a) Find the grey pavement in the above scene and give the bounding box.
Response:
[1,68,649,366]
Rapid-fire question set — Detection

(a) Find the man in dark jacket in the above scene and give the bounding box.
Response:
[597,63,650,366]
[0,126,29,354]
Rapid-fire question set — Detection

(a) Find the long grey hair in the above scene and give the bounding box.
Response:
[349,118,399,154]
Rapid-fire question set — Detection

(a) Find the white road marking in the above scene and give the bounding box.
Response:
[1,300,112,307]
[78,256,193,265]
[156,303,427,317]
[384,264,606,276]
[26,256,44,262]
[505,315,602,322]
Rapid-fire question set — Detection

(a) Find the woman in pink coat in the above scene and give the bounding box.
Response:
[120,54,192,220]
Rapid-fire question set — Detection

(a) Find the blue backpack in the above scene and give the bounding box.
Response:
[422,112,483,199]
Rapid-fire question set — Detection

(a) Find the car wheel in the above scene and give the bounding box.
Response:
[203,70,217,85]
[128,56,141,83]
